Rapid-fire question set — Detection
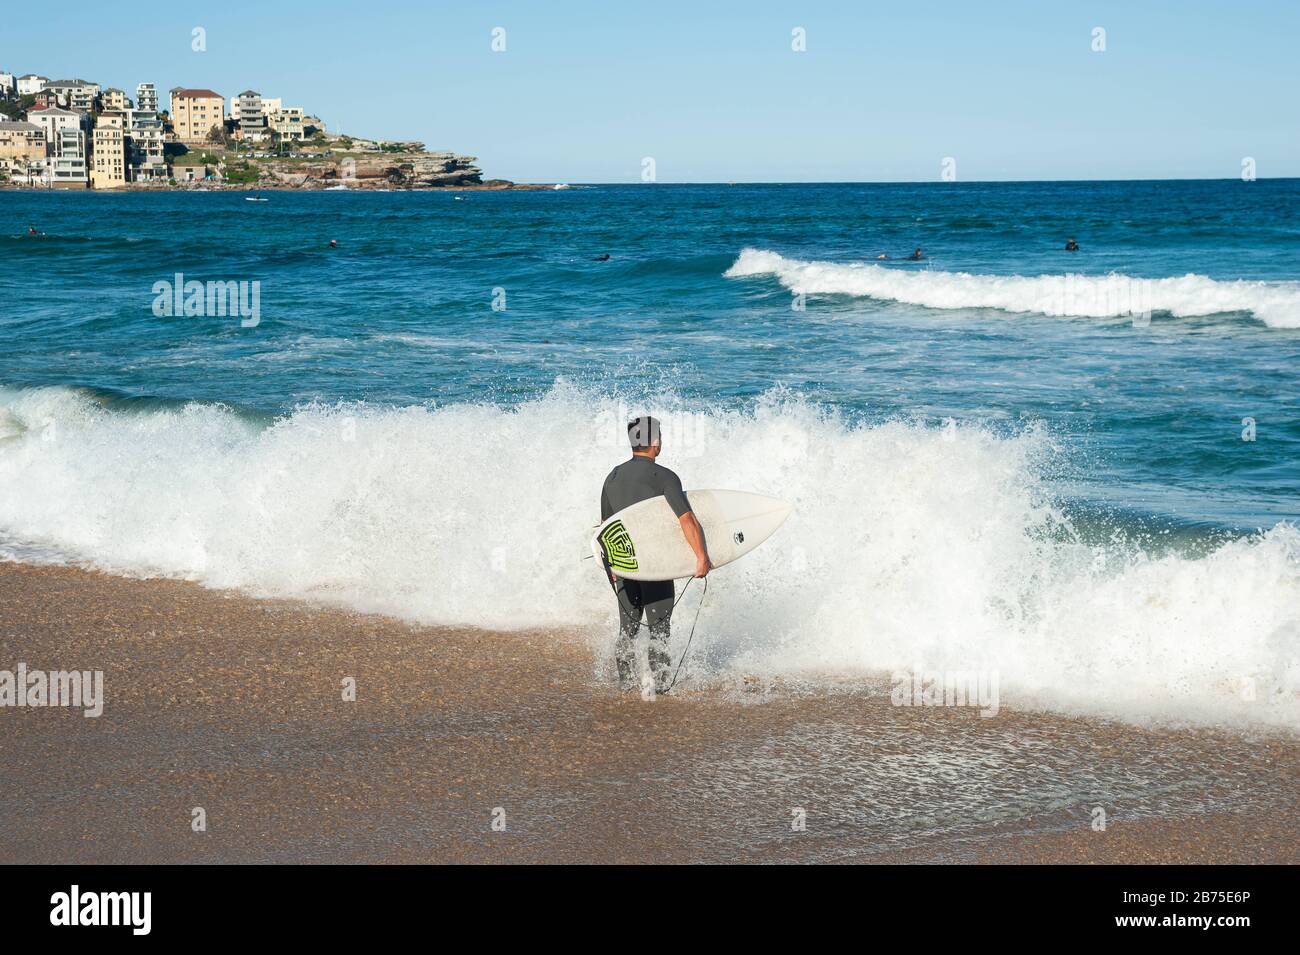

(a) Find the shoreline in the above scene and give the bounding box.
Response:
[2,560,1294,864]
[0,181,559,193]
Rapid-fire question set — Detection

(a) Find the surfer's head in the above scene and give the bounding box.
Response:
[627,415,662,457]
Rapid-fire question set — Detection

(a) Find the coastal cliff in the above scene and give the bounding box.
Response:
[260,149,521,189]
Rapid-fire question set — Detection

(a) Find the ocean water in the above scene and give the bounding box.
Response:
[1,181,1298,731]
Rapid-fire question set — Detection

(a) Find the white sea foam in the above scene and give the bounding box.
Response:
[0,383,1296,730]
[726,248,1300,328]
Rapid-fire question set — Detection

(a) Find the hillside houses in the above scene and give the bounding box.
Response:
[0,66,315,188]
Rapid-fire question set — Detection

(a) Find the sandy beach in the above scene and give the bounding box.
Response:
[1,561,1294,864]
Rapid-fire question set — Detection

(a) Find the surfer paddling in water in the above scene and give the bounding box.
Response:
[600,416,711,692]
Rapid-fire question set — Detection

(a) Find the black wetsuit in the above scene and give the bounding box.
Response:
[600,456,691,690]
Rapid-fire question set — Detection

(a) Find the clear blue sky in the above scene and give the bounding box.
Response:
[6,0,1297,182]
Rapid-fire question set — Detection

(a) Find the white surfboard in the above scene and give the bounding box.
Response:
[592,490,793,581]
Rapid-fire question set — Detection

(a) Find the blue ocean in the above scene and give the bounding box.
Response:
[2,181,1298,730]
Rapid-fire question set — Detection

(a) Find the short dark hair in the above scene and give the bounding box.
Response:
[627,415,662,450]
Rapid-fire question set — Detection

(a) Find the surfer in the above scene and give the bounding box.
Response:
[329,239,338,248]
[594,253,610,262]
[600,415,711,692]
[875,253,889,260]
[906,247,923,260]
[1065,237,1080,252]
[28,226,40,236]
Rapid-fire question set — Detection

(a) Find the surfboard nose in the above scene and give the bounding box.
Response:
[733,491,793,520]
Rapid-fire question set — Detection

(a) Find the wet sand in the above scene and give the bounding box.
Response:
[1,561,1295,864]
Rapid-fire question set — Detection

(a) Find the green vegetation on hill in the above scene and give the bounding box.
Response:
[0,94,36,121]
[222,162,260,184]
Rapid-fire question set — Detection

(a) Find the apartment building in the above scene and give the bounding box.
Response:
[124,108,166,180]
[26,106,87,146]
[51,127,88,187]
[268,106,306,141]
[136,83,158,112]
[43,79,99,111]
[0,119,46,157]
[231,94,282,118]
[235,89,268,141]
[229,92,305,143]
[17,74,48,96]
[169,87,224,143]
[91,112,127,188]
[0,72,15,98]
[102,88,130,112]
[0,120,46,180]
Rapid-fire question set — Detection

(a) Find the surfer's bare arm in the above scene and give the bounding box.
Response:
[678,511,711,578]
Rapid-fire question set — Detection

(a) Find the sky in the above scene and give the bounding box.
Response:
[4,0,1297,183]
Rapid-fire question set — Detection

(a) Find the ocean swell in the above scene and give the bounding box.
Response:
[726,248,1300,328]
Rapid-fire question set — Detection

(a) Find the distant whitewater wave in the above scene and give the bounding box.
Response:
[1,382,1297,731]
[726,248,1300,328]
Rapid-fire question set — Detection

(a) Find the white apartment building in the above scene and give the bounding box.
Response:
[136,83,158,112]
[42,79,99,112]
[51,127,88,186]
[230,93,305,143]
[26,106,87,147]
[231,95,283,118]
[17,74,48,96]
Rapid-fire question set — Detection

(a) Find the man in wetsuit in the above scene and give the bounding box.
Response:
[600,415,710,692]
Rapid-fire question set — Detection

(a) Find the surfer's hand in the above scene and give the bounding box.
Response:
[694,557,712,578]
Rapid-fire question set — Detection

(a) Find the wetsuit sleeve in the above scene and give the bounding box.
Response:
[660,467,691,518]
[601,479,613,521]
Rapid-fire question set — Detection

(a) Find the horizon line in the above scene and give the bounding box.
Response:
[522,175,1297,186]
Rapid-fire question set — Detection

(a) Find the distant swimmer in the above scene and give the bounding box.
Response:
[906,247,923,260]
[875,253,890,260]
[329,239,338,248]
[594,253,610,262]
[1065,238,1080,252]
[28,226,40,236]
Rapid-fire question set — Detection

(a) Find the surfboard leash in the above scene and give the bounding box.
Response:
[667,575,707,692]
[599,566,709,692]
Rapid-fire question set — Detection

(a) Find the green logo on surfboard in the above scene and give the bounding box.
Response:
[599,520,638,573]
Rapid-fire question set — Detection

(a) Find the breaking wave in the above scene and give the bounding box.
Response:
[1,382,1297,730]
[726,248,1300,328]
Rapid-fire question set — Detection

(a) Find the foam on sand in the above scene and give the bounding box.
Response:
[1,382,1297,730]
